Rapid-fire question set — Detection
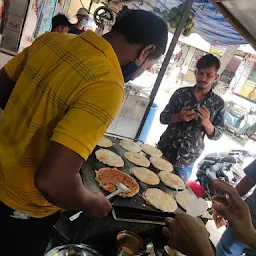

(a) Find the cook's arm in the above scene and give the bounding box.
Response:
[35,82,123,216]
[35,141,101,210]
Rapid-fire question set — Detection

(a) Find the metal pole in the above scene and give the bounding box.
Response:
[88,0,93,13]
[135,0,193,139]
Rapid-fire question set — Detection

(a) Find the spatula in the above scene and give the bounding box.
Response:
[69,183,131,221]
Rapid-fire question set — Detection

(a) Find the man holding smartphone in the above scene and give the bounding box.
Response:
[158,54,225,182]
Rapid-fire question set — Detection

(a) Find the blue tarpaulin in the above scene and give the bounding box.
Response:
[152,0,247,45]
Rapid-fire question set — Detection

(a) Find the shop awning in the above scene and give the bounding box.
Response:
[147,0,248,45]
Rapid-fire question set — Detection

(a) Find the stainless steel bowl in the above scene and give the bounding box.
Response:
[45,244,102,256]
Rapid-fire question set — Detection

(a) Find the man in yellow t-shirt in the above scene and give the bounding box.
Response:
[0,10,168,255]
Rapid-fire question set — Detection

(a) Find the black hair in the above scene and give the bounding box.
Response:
[51,14,70,30]
[112,10,168,59]
[196,54,220,71]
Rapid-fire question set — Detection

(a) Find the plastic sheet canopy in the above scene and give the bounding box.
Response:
[151,0,247,45]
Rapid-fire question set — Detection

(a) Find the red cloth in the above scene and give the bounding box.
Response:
[188,181,205,198]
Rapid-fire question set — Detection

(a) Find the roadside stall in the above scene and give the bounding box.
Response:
[48,134,211,255]
[1,0,256,255]
[45,1,256,255]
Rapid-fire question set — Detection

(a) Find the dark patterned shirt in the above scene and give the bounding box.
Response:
[158,86,225,167]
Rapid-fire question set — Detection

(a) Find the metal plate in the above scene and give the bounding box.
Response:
[45,244,101,256]
[81,134,185,223]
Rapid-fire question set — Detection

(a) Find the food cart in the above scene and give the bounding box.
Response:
[46,1,256,255]
[1,0,256,255]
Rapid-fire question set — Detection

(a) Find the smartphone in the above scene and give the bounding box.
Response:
[189,105,199,113]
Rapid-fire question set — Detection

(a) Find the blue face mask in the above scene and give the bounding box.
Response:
[81,19,89,27]
[122,61,140,83]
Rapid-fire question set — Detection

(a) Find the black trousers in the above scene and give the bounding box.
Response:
[0,201,60,255]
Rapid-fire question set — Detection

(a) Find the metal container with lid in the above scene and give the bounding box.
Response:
[45,244,102,256]
[116,231,154,256]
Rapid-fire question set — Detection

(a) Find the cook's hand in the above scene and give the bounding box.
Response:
[212,180,256,245]
[197,106,211,127]
[162,213,214,256]
[85,192,112,218]
[178,106,197,122]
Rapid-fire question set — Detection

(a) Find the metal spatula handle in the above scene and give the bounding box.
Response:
[106,189,122,200]
[69,211,83,221]
[69,190,121,221]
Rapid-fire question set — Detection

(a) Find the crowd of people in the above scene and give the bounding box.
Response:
[0,6,255,256]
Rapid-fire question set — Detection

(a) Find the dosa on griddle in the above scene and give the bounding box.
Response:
[131,167,160,185]
[124,152,150,167]
[140,144,162,157]
[150,156,173,171]
[119,139,141,153]
[97,136,113,148]
[96,168,139,197]
[159,171,185,190]
[174,189,197,210]
[95,148,124,167]
[145,188,177,212]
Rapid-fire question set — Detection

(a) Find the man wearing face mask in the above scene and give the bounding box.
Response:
[0,10,168,255]
[69,7,90,35]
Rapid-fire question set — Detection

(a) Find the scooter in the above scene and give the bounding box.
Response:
[196,149,254,197]
[224,101,256,144]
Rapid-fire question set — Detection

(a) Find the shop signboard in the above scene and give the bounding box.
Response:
[209,44,228,56]
[234,60,256,102]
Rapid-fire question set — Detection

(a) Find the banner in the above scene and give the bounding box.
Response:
[209,44,228,56]
[237,63,256,102]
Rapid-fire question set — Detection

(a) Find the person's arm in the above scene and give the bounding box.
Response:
[35,81,124,217]
[162,214,214,256]
[236,175,256,197]
[212,180,256,250]
[198,101,225,139]
[35,141,111,217]
[214,160,256,227]
[238,159,256,196]
[0,47,28,109]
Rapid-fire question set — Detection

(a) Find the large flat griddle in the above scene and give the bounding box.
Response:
[81,134,185,224]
